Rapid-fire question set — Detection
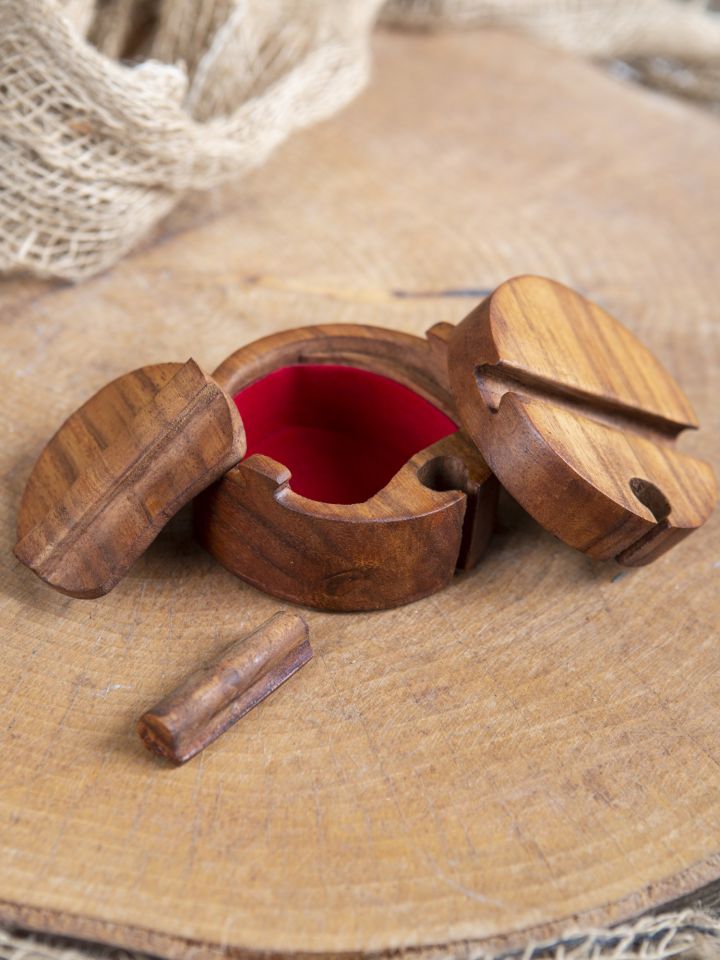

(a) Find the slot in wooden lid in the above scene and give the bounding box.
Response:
[447,275,716,566]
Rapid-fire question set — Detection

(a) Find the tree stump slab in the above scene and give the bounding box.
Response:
[1,28,719,960]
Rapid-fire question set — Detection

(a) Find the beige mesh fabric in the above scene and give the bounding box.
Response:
[1,910,719,960]
[381,0,720,60]
[0,0,382,280]
[1,0,720,282]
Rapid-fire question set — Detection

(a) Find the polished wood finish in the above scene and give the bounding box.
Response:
[2,29,720,960]
[138,612,311,764]
[196,431,495,610]
[198,323,497,610]
[212,322,456,413]
[15,360,246,598]
[449,276,716,565]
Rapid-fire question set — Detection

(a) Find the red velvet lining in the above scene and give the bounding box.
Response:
[233,364,457,504]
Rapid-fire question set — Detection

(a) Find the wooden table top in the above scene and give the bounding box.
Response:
[1,27,718,960]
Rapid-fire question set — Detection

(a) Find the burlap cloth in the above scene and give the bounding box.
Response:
[1,0,720,281]
[2,910,720,960]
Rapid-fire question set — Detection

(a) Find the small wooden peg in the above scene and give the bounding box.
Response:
[137,612,311,764]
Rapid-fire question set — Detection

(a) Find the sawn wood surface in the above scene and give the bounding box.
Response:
[0,28,719,960]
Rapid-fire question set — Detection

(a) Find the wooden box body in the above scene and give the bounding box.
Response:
[194,323,497,611]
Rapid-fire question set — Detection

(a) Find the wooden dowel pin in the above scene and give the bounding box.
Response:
[137,611,311,764]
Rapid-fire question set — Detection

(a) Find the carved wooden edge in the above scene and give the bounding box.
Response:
[211,320,495,528]
[195,430,498,611]
[448,277,717,566]
[465,275,701,430]
[212,322,457,416]
[137,612,311,764]
[196,324,498,610]
[15,360,246,598]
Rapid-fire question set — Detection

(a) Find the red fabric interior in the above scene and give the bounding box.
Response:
[233,364,457,504]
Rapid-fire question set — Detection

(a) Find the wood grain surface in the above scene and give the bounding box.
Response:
[448,276,716,565]
[137,612,312,764]
[1,28,719,960]
[15,360,245,598]
[197,322,496,610]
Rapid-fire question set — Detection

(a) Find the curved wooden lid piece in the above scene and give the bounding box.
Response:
[15,360,246,598]
[448,275,717,565]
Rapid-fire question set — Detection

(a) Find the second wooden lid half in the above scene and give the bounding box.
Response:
[447,275,716,566]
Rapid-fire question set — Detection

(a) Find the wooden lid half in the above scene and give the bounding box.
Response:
[15,360,246,598]
[448,275,717,566]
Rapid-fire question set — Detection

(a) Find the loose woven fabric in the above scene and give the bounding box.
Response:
[1,911,720,960]
[0,0,382,280]
[381,0,720,59]
[1,0,720,280]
